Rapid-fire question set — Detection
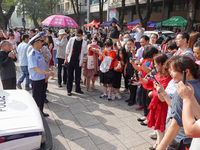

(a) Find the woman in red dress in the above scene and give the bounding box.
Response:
[140,53,171,150]
[47,36,54,79]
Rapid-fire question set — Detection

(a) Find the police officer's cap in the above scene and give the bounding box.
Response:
[28,33,43,45]
[40,32,47,37]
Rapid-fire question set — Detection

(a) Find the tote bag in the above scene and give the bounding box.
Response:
[87,56,94,69]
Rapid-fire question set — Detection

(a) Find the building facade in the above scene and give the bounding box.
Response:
[53,0,200,28]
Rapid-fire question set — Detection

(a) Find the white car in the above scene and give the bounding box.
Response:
[143,30,177,38]
[0,90,52,150]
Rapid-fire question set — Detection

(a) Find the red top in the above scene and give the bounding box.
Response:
[101,49,116,70]
[147,73,172,132]
[141,59,153,90]
[113,58,123,72]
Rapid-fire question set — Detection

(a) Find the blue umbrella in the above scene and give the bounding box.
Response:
[100,18,126,27]
[127,19,153,25]
[148,22,160,28]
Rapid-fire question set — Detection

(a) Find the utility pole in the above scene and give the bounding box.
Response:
[87,0,90,24]
[107,0,110,21]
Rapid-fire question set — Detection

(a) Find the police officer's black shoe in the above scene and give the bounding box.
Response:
[75,90,84,94]
[68,93,72,96]
[58,85,62,88]
[44,99,49,103]
[43,113,49,117]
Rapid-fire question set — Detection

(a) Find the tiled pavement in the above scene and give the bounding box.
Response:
[0,64,155,150]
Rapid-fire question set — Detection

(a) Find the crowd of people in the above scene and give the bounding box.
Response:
[0,20,200,150]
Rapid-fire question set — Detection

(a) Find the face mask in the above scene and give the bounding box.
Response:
[92,42,97,45]
[83,33,85,35]
[105,47,111,51]
[75,36,81,40]
[124,38,129,43]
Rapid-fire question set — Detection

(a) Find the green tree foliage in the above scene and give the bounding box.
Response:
[17,0,59,28]
[0,0,17,29]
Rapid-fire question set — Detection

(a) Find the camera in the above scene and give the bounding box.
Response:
[128,77,137,85]
[62,63,68,68]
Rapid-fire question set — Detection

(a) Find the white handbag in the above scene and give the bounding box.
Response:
[87,56,94,69]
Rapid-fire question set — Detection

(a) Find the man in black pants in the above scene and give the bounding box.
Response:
[64,29,88,96]
[124,39,137,106]
[0,41,17,89]
[28,34,54,117]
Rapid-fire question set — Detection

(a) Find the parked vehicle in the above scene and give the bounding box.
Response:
[0,90,52,150]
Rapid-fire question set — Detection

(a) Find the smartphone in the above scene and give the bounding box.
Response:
[150,74,159,84]
[135,70,139,81]
[130,57,136,62]
[182,71,186,84]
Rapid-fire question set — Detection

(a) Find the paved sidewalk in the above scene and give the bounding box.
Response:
[0,65,155,150]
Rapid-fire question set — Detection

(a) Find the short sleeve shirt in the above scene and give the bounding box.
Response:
[110,27,119,39]
[28,49,46,81]
[134,28,144,42]
[189,119,200,150]
[171,79,200,144]
[101,49,116,70]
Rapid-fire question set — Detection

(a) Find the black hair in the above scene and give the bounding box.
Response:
[166,41,178,51]
[93,37,98,41]
[14,28,17,31]
[151,33,158,39]
[127,39,134,43]
[22,34,29,41]
[48,29,52,34]
[53,32,58,38]
[179,32,190,43]
[140,35,149,41]
[75,29,83,35]
[30,29,36,33]
[154,53,169,77]
[171,55,200,80]
[112,21,117,24]
[47,36,54,47]
[117,47,127,64]
[194,41,200,49]
[143,46,159,59]
[104,38,113,47]
[9,33,14,36]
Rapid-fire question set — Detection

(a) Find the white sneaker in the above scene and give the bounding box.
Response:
[149,131,157,139]
[111,94,115,100]
[116,93,122,99]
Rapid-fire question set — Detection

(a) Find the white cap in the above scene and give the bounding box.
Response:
[58,29,66,35]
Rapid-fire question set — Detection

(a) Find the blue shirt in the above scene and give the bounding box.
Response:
[17,42,29,66]
[28,48,46,81]
[171,79,200,144]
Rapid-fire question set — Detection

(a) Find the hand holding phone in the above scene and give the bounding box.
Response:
[130,57,136,62]
[182,71,186,84]
[150,74,159,84]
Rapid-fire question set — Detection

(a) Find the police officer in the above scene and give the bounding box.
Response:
[27,34,54,117]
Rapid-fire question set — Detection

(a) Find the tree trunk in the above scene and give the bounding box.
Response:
[70,0,80,25]
[0,5,15,29]
[119,0,125,30]
[99,0,104,23]
[32,16,39,28]
[135,0,154,30]
[186,0,196,33]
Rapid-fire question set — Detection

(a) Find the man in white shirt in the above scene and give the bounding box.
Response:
[64,29,87,96]
[132,22,145,49]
